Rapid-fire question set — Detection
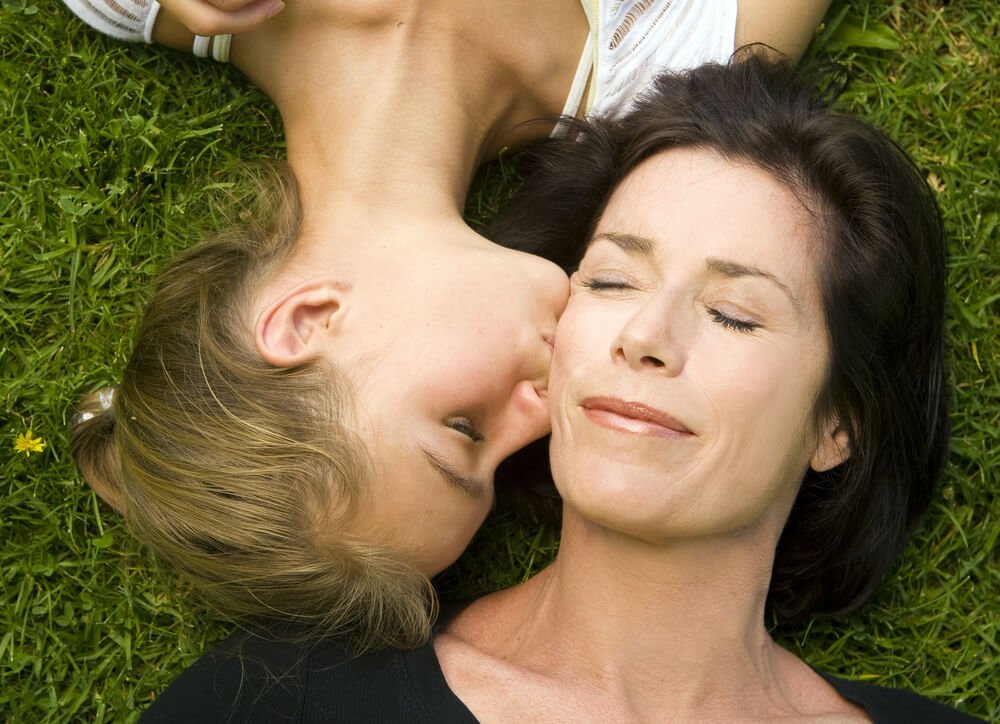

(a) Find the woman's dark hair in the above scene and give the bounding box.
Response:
[490,54,950,623]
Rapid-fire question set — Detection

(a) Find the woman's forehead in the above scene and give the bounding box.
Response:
[595,150,821,280]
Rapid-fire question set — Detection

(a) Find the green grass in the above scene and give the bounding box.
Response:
[2,1,997,720]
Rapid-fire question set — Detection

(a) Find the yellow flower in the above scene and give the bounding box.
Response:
[14,429,47,457]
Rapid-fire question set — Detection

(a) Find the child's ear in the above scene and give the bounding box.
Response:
[255,279,350,367]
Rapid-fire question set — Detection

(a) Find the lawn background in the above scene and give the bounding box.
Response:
[2,1,997,721]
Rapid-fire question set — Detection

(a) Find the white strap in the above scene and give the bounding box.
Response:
[143,0,160,43]
[551,32,594,139]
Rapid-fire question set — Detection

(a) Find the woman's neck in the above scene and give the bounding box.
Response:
[523,521,776,685]
[440,511,838,721]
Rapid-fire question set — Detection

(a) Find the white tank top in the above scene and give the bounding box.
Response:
[559,0,738,125]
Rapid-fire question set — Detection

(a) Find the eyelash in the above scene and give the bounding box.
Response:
[448,417,484,442]
[708,308,759,333]
[579,277,632,291]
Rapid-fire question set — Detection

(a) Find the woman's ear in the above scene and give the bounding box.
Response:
[810,414,851,473]
[255,279,350,367]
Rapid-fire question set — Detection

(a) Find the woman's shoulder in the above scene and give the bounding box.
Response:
[818,670,984,724]
[139,626,474,723]
[139,630,384,723]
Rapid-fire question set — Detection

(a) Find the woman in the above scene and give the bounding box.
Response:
[441,57,959,721]
[142,58,977,721]
[63,0,833,649]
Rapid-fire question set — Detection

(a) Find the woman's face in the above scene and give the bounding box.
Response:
[549,148,847,543]
[338,239,569,574]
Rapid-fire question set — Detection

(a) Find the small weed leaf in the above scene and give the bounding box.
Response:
[57,194,92,218]
[827,15,900,52]
[3,0,38,15]
[91,533,115,549]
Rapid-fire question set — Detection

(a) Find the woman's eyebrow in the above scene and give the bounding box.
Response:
[418,444,486,499]
[589,232,656,255]
[705,256,803,314]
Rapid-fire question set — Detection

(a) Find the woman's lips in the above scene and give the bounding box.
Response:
[580,397,693,439]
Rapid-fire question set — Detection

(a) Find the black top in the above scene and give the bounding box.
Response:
[142,627,982,723]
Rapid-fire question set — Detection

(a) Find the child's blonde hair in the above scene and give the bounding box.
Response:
[71,163,435,650]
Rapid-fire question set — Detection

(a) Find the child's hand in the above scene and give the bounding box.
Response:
[159,0,286,37]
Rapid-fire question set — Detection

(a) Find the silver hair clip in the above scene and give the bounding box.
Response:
[72,386,117,427]
[99,386,116,410]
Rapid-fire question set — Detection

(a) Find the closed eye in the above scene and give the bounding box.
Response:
[419,446,486,499]
[708,308,758,333]
[448,417,484,442]
[578,277,634,292]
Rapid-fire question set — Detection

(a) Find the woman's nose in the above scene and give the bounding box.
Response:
[611,298,685,376]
